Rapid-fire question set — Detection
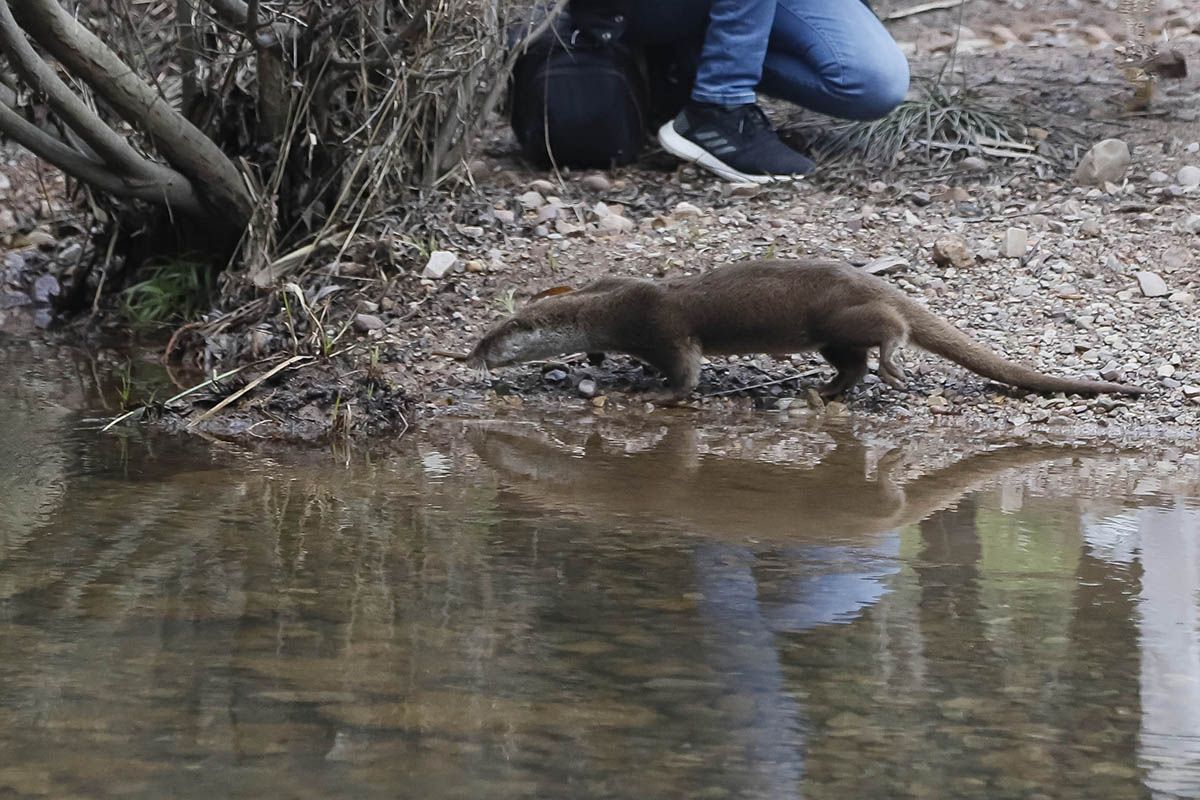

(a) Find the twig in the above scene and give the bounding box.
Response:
[884,0,968,21]
[704,368,824,397]
[101,363,251,432]
[187,354,313,427]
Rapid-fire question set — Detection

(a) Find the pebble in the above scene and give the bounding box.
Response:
[422,250,458,279]
[1004,227,1028,258]
[1135,271,1170,297]
[960,156,988,172]
[536,205,559,223]
[672,201,703,218]
[597,215,635,234]
[32,274,59,303]
[1168,291,1195,305]
[730,183,762,197]
[1073,138,1130,186]
[931,236,974,268]
[528,179,556,195]
[517,191,545,209]
[1179,215,1200,234]
[1176,166,1200,187]
[1148,170,1171,184]
[1156,364,1176,379]
[581,174,611,192]
[14,229,55,249]
[493,208,515,225]
[58,243,83,262]
[1079,218,1102,238]
[543,369,568,383]
[353,313,385,332]
[1183,385,1200,398]
[910,190,932,206]
[577,378,597,398]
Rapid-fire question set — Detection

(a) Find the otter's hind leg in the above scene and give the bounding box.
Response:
[818,345,869,399]
[819,303,910,392]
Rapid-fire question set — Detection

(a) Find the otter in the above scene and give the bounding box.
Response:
[466,259,1145,402]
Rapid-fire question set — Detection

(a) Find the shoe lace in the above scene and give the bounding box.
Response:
[735,104,772,137]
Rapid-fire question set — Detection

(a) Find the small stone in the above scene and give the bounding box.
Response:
[32,274,59,303]
[1176,165,1200,187]
[581,174,611,192]
[577,378,597,398]
[1181,215,1200,235]
[555,220,584,236]
[543,369,568,383]
[597,215,635,234]
[1168,291,1195,305]
[529,179,556,195]
[866,180,888,193]
[591,396,607,408]
[1003,227,1028,258]
[1182,385,1200,398]
[459,225,484,238]
[353,313,385,332]
[465,260,487,273]
[960,156,988,172]
[493,208,516,225]
[932,236,974,268]
[1148,170,1171,184]
[1073,138,1131,186]
[1162,247,1191,271]
[671,201,703,218]
[1135,271,1170,297]
[422,250,458,279]
[1079,219,1102,238]
[910,190,932,206]
[1156,364,1176,379]
[59,242,83,262]
[536,205,559,223]
[730,183,762,197]
[1,291,31,309]
[14,229,55,249]
[0,172,10,191]
[517,191,546,209]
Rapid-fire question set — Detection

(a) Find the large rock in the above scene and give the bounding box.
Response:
[931,236,974,268]
[1073,139,1130,186]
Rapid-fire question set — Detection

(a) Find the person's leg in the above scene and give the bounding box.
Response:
[643,0,816,183]
[760,0,909,120]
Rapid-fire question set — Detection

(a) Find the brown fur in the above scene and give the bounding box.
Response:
[467,259,1145,401]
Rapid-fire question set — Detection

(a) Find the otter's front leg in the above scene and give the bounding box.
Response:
[642,340,702,405]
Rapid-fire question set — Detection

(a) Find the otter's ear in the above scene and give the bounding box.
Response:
[529,285,575,303]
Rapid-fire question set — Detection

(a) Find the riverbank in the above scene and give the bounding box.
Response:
[3,0,1198,444]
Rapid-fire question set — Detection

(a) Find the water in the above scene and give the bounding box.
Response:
[2,341,1200,799]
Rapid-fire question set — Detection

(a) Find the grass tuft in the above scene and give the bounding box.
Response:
[121,260,212,330]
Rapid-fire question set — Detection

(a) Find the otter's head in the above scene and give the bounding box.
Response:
[467,287,580,372]
[467,315,545,369]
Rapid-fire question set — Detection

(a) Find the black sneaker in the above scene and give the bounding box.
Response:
[657,103,815,184]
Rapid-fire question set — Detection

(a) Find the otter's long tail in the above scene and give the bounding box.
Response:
[898,297,1146,396]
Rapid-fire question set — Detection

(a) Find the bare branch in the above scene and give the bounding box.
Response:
[0,95,205,212]
[0,0,164,177]
[12,0,253,226]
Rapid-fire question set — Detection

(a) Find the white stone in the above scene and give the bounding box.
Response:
[422,250,458,279]
[1135,271,1170,297]
[1073,139,1131,186]
[1004,227,1028,258]
[1176,165,1200,187]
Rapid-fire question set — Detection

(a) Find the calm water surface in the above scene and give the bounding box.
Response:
[2,341,1199,799]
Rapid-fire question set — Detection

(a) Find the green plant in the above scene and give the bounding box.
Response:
[496,288,518,315]
[120,260,212,329]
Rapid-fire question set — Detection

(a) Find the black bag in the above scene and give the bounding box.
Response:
[508,2,648,169]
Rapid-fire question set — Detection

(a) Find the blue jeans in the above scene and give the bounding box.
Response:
[628,0,910,121]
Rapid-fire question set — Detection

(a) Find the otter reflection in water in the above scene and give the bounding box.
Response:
[460,418,1107,631]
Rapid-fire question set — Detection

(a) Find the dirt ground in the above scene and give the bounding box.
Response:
[2,0,1199,444]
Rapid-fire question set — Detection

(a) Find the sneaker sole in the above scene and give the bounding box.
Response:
[656,121,804,185]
